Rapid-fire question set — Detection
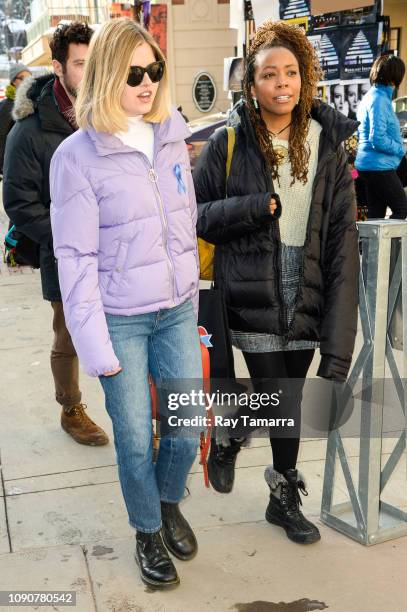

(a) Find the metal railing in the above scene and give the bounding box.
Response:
[321,220,407,545]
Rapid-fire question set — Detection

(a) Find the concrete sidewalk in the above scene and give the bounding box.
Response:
[0,211,406,611]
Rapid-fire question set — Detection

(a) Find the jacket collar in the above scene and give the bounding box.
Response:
[310,101,359,150]
[374,83,394,100]
[86,107,191,157]
[12,74,73,135]
[37,79,74,135]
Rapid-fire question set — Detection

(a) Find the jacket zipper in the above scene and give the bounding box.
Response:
[144,158,176,304]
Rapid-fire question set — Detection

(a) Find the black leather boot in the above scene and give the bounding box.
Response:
[264,467,321,544]
[161,502,198,560]
[135,530,180,588]
[207,437,244,493]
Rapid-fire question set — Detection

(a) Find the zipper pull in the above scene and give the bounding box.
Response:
[148,168,158,182]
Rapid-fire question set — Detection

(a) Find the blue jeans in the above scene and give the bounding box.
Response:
[99,299,203,533]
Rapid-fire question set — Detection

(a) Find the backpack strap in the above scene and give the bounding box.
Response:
[225,126,236,199]
[225,126,235,183]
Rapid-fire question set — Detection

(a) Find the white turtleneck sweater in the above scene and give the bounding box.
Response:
[115,115,154,165]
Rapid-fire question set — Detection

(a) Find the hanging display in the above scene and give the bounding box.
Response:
[279,0,311,21]
[149,4,168,57]
[309,1,380,27]
[237,0,389,113]
[308,32,340,80]
[327,79,370,119]
[309,23,381,81]
[340,24,379,80]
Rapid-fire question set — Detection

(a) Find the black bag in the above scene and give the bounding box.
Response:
[198,286,236,380]
[198,286,247,398]
[4,225,40,268]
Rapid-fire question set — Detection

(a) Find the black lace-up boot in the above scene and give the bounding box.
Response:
[264,466,321,544]
[161,502,197,560]
[135,530,180,589]
[207,437,245,493]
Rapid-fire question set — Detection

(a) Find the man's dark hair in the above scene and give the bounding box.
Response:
[370,54,406,88]
[49,22,93,67]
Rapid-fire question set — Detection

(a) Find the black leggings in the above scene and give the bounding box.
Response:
[242,350,314,473]
[358,169,407,220]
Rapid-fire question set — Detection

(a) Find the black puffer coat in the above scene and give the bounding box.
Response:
[3,75,74,301]
[194,101,359,381]
[0,96,15,173]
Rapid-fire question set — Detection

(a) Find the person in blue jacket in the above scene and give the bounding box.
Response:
[356,54,407,219]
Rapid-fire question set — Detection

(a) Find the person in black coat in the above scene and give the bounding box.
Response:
[194,21,359,545]
[3,23,109,447]
[0,62,31,174]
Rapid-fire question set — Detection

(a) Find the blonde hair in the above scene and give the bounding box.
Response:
[76,18,171,132]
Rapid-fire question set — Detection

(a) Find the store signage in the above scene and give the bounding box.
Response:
[192,72,216,113]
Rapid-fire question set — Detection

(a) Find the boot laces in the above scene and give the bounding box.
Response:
[70,403,97,427]
[216,442,241,466]
[144,532,167,563]
[281,479,308,514]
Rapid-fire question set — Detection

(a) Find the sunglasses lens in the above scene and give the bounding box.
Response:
[127,62,164,87]
[147,62,164,83]
[127,69,143,87]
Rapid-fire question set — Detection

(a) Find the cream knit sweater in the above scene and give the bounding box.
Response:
[273,118,322,246]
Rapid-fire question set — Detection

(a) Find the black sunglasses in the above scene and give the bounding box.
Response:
[127,60,165,87]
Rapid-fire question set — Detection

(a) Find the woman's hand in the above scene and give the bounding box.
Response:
[269,197,278,215]
[103,367,122,377]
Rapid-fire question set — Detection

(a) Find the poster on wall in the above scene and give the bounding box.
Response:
[328,79,370,118]
[309,24,380,81]
[285,16,309,31]
[316,82,330,104]
[339,24,379,80]
[308,32,340,80]
[298,1,380,31]
[311,0,376,14]
[310,13,340,30]
[280,0,311,21]
[224,57,244,92]
[339,4,380,27]
[316,79,370,121]
[149,4,167,57]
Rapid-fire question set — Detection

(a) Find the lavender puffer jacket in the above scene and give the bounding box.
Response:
[50,109,199,377]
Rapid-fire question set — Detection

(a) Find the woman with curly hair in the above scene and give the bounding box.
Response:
[194,20,359,544]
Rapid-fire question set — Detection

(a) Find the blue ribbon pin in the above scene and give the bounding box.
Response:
[173,163,187,194]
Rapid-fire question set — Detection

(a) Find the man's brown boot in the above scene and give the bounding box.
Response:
[61,403,109,446]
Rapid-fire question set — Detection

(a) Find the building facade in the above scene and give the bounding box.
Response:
[22,0,108,65]
[384,0,407,96]
[21,0,237,117]
[167,0,237,118]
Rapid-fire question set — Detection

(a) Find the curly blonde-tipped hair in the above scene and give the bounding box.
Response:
[243,20,323,184]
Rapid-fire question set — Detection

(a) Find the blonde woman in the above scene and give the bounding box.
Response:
[50,19,202,589]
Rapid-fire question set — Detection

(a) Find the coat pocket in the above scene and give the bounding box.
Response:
[106,241,130,296]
